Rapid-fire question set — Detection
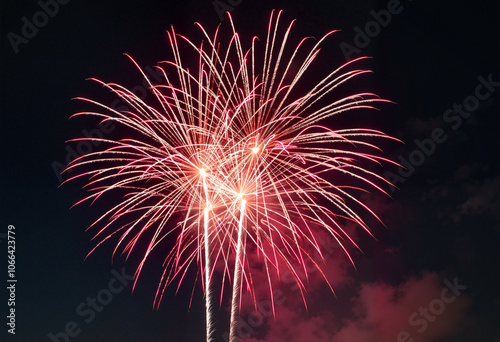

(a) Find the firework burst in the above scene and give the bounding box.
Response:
[64,10,398,342]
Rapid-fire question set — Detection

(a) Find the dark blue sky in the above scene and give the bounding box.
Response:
[1,1,499,341]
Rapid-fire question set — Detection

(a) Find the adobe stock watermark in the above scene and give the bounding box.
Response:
[213,0,243,21]
[46,267,133,341]
[7,0,72,54]
[6,225,17,335]
[222,235,340,341]
[384,73,500,192]
[222,290,287,342]
[339,0,411,61]
[51,65,165,184]
[397,277,467,342]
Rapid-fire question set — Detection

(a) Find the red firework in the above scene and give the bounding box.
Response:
[64,10,398,342]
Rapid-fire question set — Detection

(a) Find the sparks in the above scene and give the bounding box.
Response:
[64,9,398,342]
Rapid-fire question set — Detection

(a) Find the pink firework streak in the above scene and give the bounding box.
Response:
[63,10,399,342]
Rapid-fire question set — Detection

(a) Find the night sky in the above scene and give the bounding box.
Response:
[1,1,500,341]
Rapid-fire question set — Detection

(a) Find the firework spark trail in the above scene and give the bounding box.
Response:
[203,207,214,342]
[202,171,216,342]
[64,9,398,342]
[229,199,246,341]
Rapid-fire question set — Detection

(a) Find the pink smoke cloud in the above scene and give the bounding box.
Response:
[237,272,470,342]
